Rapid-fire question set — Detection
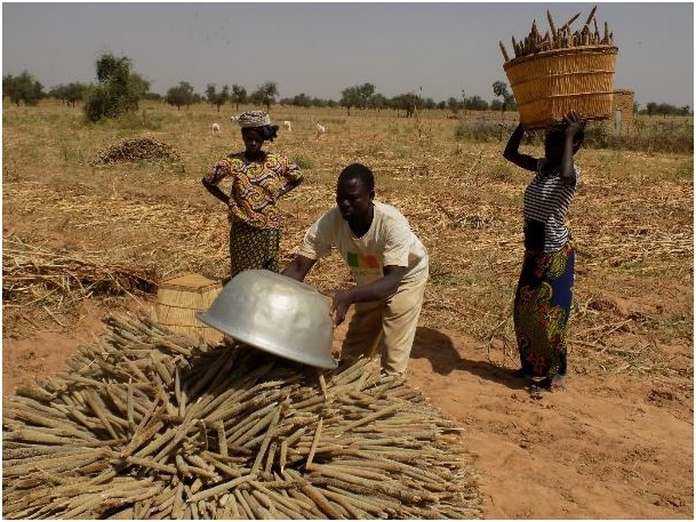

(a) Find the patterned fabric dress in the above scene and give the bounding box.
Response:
[514,160,578,379]
[514,244,574,378]
[205,151,302,277]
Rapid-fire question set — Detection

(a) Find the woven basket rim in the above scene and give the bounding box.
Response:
[516,90,616,109]
[503,45,619,71]
[524,114,610,131]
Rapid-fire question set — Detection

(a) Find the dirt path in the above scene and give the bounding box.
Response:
[405,327,693,519]
[3,307,693,519]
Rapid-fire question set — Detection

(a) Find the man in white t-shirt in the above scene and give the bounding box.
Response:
[282,163,429,374]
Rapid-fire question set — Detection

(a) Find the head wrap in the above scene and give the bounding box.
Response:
[233,110,272,128]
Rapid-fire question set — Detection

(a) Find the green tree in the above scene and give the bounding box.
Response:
[356,83,376,108]
[129,73,151,100]
[639,102,689,116]
[391,93,421,117]
[291,92,312,107]
[340,86,360,115]
[368,93,388,111]
[4,71,44,106]
[492,81,516,112]
[65,82,87,107]
[465,95,489,111]
[644,102,657,116]
[447,97,462,114]
[50,82,89,107]
[3,74,14,99]
[249,82,278,112]
[94,53,138,111]
[206,84,229,112]
[230,84,247,110]
[143,92,163,102]
[165,82,196,110]
[340,83,377,114]
[84,52,144,121]
[48,84,67,103]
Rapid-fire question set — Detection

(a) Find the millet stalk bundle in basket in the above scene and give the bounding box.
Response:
[498,5,614,63]
[497,5,618,129]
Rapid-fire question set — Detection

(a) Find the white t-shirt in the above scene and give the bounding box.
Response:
[297,202,429,286]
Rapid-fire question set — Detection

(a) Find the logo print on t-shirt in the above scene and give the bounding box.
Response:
[346,252,380,269]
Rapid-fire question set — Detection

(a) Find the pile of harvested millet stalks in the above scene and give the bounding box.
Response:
[3,313,482,519]
[499,5,615,62]
[3,236,157,307]
[93,136,182,165]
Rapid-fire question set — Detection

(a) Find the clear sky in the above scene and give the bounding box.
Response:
[3,2,693,107]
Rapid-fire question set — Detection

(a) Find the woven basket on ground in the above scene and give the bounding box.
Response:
[152,272,223,344]
[504,45,618,129]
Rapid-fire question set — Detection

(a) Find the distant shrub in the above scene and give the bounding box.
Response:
[293,155,313,170]
[454,118,693,154]
[454,121,509,142]
[84,85,118,122]
[583,121,693,154]
[84,53,146,122]
[3,71,44,106]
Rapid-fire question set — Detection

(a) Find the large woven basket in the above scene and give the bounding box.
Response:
[152,272,223,344]
[504,46,618,129]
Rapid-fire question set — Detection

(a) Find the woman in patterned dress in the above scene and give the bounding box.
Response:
[202,111,303,278]
[503,112,585,391]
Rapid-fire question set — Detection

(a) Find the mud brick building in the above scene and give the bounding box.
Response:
[611,89,635,133]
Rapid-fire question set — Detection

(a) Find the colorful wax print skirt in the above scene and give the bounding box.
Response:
[513,243,575,378]
[229,219,281,278]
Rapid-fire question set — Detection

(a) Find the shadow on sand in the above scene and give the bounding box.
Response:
[410,326,527,390]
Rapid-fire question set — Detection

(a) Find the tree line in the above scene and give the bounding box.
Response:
[638,102,691,117]
[165,81,516,117]
[3,52,692,120]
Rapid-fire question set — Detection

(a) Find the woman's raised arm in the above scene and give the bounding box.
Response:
[503,123,538,172]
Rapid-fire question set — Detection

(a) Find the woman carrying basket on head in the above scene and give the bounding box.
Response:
[503,111,585,391]
[202,111,303,278]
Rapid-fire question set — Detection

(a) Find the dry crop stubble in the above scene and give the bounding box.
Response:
[2,100,692,380]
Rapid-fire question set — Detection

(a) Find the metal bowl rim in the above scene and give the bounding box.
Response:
[197,311,338,369]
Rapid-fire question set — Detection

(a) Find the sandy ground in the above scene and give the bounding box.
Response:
[3,301,692,519]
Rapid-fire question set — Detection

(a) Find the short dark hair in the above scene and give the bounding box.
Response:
[338,163,374,192]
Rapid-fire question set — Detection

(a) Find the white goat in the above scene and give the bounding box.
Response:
[211,123,221,135]
[283,120,292,132]
[316,123,326,136]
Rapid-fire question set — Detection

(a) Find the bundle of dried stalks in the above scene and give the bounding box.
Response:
[499,5,615,62]
[2,236,157,310]
[93,136,182,165]
[3,313,482,519]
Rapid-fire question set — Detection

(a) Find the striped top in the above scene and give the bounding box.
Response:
[522,159,579,253]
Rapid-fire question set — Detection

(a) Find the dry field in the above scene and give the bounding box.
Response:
[3,100,694,518]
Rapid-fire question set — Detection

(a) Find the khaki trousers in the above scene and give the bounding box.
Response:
[341,269,428,375]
